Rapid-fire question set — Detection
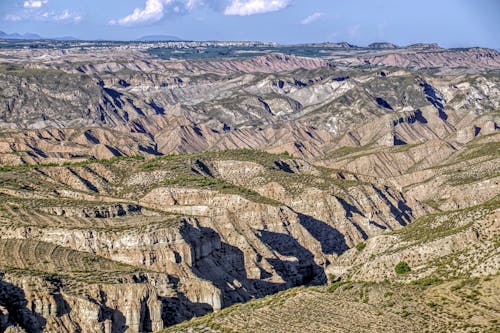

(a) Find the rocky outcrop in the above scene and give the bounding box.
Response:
[0,271,217,333]
[329,199,499,281]
[40,204,148,218]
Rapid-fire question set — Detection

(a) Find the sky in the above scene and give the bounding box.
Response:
[0,0,499,48]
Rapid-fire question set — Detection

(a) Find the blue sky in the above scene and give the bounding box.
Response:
[0,0,499,47]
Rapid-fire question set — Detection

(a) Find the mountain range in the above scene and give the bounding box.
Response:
[0,30,79,41]
[136,35,183,42]
[0,31,185,42]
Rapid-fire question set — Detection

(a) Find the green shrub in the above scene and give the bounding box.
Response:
[400,309,411,318]
[355,242,366,251]
[412,276,441,287]
[281,151,290,157]
[395,261,411,275]
[327,281,346,293]
[427,301,438,309]
[343,283,354,290]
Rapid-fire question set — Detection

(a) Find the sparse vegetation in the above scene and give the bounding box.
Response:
[412,276,442,288]
[327,280,347,293]
[162,276,500,332]
[395,261,411,275]
[355,242,366,251]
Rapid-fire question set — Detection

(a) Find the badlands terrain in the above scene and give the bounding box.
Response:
[0,41,498,332]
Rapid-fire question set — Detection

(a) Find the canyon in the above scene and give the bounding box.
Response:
[0,41,498,332]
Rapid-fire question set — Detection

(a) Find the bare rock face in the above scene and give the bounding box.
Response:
[0,247,221,332]
[361,48,500,69]
[329,199,499,282]
[0,149,435,331]
[0,272,191,333]
[40,203,147,218]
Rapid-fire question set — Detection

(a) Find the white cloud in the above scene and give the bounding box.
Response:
[52,9,82,22]
[4,0,81,23]
[223,0,289,16]
[5,14,23,22]
[301,12,323,25]
[186,0,204,10]
[5,9,81,23]
[110,0,289,26]
[39,10,81,23]
[23,0,48,8]
[110,0,173,26]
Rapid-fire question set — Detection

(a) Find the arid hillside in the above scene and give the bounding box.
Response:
[0,42,498,333]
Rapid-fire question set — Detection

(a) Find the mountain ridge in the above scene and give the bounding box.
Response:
[136,35,183,41]
[0,30,79,41]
